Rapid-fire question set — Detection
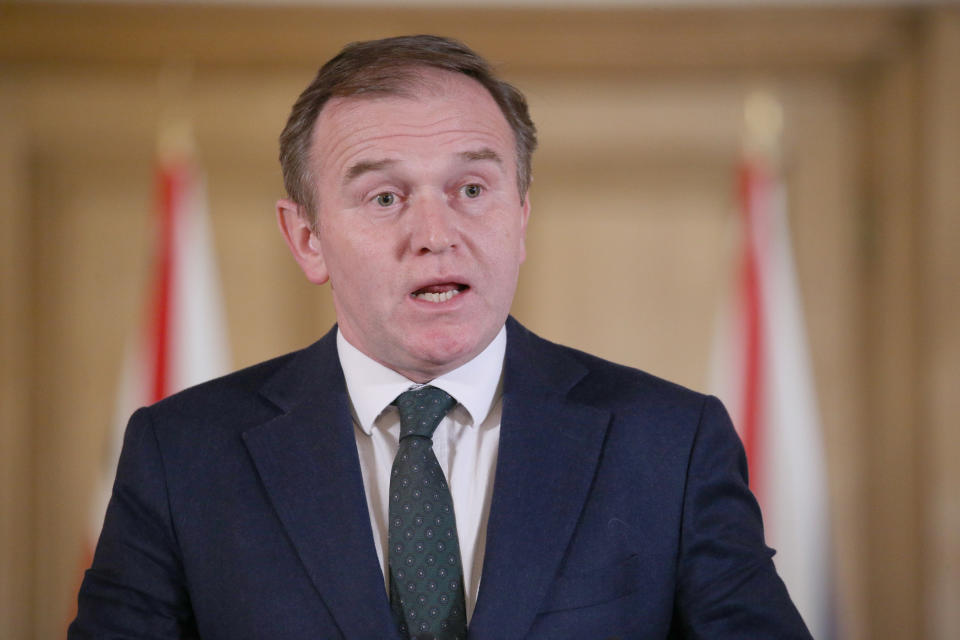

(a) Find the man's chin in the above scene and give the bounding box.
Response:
[400,332,486,379]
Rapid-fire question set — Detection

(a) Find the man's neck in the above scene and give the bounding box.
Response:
[337,325,507,434]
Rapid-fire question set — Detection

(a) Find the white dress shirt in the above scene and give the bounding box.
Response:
[337,327,505,623]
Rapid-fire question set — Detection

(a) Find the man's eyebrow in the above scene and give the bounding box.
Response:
[343,159,397,185]
[459,148,502,164]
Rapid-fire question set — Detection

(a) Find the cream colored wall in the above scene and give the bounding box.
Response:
[1,4,957,639]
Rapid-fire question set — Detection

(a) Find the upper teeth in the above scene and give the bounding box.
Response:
[414,289,461,303]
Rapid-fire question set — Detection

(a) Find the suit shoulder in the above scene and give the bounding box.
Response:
[153,350,296,412]
[139,340,329,439]
[513,320,711,413]
[569,342,704,405]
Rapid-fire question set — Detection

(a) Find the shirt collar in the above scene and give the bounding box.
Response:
[337,326,506,436]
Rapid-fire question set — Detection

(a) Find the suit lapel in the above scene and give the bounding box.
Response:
[242,329,401,640]
[469,319,611,640]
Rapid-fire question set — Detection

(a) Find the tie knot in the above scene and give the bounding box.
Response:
[393,386,457,440]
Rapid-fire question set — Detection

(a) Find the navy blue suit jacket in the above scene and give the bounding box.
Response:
[71,318,811,639]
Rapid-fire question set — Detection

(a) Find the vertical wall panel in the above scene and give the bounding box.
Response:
[862,42,923,640]
[0,80,34,640]
[919,10,960,640]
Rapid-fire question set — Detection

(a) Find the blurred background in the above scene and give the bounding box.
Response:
[1,1,957,638]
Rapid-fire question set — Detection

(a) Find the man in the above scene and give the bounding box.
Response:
[71,35,811,639]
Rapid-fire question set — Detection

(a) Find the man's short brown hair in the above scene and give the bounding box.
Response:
[279,34,537,224]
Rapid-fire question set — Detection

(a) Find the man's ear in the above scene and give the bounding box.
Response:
[276,198,329,285]
[518,194,531,263]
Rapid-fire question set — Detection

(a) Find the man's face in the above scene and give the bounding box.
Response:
[279,69,530,382]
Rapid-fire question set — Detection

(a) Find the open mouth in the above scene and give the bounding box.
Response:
[411,283,469,303]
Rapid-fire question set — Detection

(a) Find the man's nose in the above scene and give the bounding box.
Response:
[407,191,458,255]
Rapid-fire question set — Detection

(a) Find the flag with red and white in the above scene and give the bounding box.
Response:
[85,121,231,560]
[709,107,833,638]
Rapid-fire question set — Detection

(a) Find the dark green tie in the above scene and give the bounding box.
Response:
[388,386,467,640]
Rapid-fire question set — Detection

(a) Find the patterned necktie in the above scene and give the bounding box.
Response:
[388,386,467,640]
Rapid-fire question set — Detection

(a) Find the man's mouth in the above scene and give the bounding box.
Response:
[411,283,468,303]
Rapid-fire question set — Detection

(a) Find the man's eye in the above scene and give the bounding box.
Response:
[374,192,396,207]
[462,184,482,198]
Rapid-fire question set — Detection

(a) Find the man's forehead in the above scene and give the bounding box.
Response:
[318,68,499,124]
[310,71,514,174]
